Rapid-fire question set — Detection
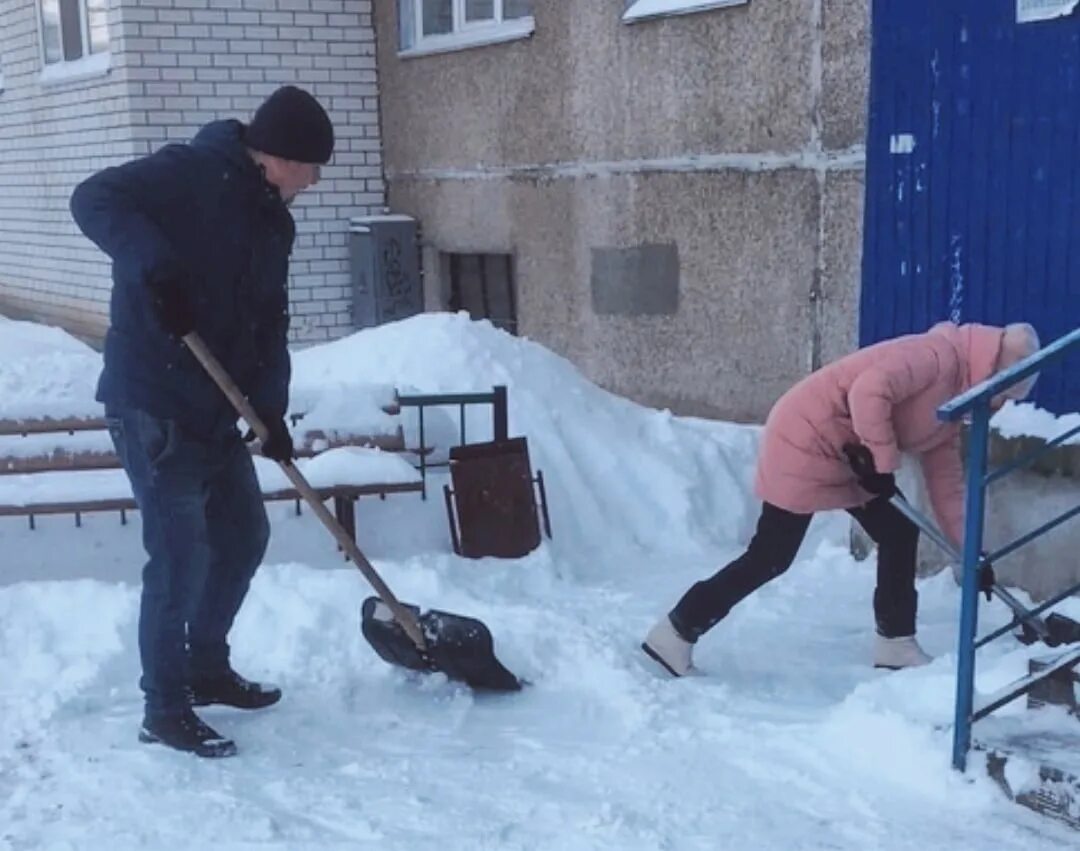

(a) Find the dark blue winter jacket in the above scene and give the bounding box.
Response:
[70,120,295,438]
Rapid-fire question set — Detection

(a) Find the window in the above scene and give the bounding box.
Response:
[442,253,518,334]
[622,0,749,24]
[39,0,110,83]
[398,0,535,57]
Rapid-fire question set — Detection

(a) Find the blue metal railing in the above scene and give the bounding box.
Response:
[939,326,1080,771]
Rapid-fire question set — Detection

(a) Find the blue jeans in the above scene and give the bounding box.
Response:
[106,407,270,718]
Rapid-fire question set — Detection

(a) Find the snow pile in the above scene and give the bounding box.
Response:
[0,313,762,555]
[993,400,1080,445]
[292,313,764,555]
[286,379,400,440]
[257,446,421,491]
[0,317,103,421]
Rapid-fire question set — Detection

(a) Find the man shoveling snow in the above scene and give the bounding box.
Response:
[69,86,335,758]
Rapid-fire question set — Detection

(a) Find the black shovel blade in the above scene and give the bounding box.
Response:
[361,597,523,692]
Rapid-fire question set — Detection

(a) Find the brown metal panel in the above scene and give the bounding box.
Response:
[448,437,540,559]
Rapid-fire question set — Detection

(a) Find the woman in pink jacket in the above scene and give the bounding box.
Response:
[643,321,1041,676]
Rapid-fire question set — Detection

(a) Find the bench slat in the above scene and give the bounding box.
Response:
[0,428,408,476]
[0,405,403,437]
[0,417,107,436]
[0,481,423,517]
[2,451,119,475]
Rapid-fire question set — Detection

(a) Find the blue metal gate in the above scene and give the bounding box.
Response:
[863,0,1080,414]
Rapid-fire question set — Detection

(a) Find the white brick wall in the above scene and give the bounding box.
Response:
[0,0,138,336]
[0,0,385,343]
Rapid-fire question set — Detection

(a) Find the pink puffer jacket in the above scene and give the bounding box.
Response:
[754,322,1006,545]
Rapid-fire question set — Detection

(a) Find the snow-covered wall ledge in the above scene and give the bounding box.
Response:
[987,402,1080,478]
[986,431,1080,479]
[622,0,749,25]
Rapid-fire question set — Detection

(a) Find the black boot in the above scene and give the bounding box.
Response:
[190,669,282,710]
[139,709,237,758]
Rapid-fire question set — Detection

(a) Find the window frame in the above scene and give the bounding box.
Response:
[398,0,535,58]
[37,0,111,86]
[442,251,519,335]
[622,0,749,25]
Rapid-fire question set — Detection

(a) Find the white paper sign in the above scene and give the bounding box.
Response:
[1017,0,1079,23]
[889,133,916,154]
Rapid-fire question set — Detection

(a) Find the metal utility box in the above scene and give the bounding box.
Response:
[348,214,423,329]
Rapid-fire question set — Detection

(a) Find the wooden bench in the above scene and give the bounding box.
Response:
[0,414,423,543]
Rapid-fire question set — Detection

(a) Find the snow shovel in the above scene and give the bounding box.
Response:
[884,492,1080,647]
[183,332,522,692]
[841,444,1061,644]
[884,492,1060,642]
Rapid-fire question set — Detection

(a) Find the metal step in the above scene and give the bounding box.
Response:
[974,646,1080,723]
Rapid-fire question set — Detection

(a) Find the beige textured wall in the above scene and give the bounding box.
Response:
[393,169,822,421]
[381,2,815,167]
[822,0,871,150]
[375,0,872,422]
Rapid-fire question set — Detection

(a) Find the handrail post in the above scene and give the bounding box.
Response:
[493,385,508,441]
[951,400,992,772]
[418,407,427,500]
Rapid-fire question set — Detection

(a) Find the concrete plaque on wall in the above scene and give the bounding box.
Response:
[590,243,680,317]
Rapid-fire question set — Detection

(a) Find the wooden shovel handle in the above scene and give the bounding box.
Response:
[182,331,428,651]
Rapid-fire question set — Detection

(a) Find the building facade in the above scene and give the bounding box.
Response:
[0,0,383,343]
[1,0,873,421]
[375,0,870,422]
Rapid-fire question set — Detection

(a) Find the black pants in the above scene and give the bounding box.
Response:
[668,496,920,642]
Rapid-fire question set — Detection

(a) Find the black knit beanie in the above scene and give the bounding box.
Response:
[246,85,335,165]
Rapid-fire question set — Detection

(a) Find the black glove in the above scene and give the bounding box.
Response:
[842,443,897,498]
[258,417,294,464]
[147,268,195,338]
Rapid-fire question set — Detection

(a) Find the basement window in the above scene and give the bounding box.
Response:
[398,0,535,58]
[442,253,518,334]
[622,0,749,24]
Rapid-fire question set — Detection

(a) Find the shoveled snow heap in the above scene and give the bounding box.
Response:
[1,313,1076,850]
[290,313,764,556]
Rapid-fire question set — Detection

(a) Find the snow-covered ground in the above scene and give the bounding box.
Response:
[1,314,1077,850]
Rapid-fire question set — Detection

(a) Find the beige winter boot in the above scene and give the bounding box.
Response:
[642,616,695,677]
[874,634,932,670]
